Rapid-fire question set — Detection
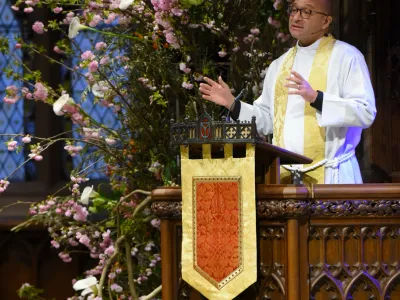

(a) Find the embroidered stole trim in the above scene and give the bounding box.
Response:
[273,35,336,184]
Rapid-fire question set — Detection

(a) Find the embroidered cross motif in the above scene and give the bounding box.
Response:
[226,127,237,139]
[241,127,251,138]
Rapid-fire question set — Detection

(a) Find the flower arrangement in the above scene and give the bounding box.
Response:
[0,0,290,298]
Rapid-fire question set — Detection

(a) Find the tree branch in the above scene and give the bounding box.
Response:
[140,285,162,300]
[98,235,126,298]
[113,189,151,212]
[124,238,139,300]
[130,196,153,219]
[98,194,153,297]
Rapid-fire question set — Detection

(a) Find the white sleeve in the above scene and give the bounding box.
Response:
[238,61,278,136]
[317,53,377,128]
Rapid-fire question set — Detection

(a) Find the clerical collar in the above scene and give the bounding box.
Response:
[297,33,332,49]
[296,38,322,51]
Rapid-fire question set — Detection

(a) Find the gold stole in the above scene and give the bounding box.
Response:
[273,35,336,184]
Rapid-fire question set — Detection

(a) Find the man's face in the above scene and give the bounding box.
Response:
[289,0,330,44]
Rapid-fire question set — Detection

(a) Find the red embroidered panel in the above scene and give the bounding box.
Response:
[195,181,240,283]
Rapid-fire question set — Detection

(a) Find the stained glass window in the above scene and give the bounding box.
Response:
[0,1,28,181]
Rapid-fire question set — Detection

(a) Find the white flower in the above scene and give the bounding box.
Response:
[92,81,109,97]
[68,17,86,39]
[179,62,187,71]
[260,67,268,78]
[252,84,259,95]
[148,161,161,173]
[119,0,134,10]
[105,138,117,145]
[80,186,99,205]
[73,276,98,297]
[53,94,75,116]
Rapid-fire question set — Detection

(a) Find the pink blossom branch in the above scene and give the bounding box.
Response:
[8,52,59,98]
[98,194,152,297]
[27,47,88,78]
[1,139,57,181]
[98,235,125,298]
[0,201,35,213]
[0,130,75,141]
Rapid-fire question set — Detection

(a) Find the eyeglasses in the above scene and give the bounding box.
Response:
[288,5,329,19]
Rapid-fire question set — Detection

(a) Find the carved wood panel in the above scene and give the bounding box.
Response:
[167,217,400,300]
[309,225,400,300]
[258,225,286,300]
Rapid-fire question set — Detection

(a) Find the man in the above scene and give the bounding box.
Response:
[199,0,376,184]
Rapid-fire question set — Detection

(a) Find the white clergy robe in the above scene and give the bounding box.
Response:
[238,38,377,184]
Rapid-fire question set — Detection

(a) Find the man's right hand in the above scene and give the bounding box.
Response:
[199,76,235,110]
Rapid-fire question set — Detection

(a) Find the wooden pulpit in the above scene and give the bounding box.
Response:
[152,113,312,299]
[152,114,400,300]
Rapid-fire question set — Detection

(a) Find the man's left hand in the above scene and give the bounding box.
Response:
[284,70,317,103]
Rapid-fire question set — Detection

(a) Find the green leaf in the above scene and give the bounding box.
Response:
[105,219,115,227]
[151,91,167,108]
[188,0,204,5]
[88,206,98,213]
[0,37,9,54]
[47,20,60,31]
[93,198,106,207]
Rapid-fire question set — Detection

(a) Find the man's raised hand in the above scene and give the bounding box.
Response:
[199,76,235,109]
[284,70,318,103]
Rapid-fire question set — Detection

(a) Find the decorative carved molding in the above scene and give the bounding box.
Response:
[151,201,182,218]
[153,200,312,219]
[257,200,310,219]
[152,199,400,219]
[311,200,400,217]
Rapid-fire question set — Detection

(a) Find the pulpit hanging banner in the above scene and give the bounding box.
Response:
[181,143,257,299]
